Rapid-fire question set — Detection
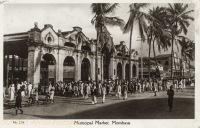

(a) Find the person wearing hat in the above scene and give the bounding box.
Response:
[167,85,174,112]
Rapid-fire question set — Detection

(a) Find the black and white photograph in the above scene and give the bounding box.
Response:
[1,0,199,127]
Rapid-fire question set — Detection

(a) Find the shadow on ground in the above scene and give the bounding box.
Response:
[25,97,194,119]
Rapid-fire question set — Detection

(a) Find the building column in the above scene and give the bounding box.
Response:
[75,53,81,81]
[122,60,125,80]
[27,45,41,88]
[33,47,41,88]
[130,61,133,79]
[27,46,35,85]
[136,62,139,78]
[56,50,63,82]
[91,55,95,81]
[109,57,115,79]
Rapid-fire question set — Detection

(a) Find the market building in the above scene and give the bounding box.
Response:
[4,23,139,88]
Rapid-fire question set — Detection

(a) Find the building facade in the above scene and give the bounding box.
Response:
[138,53,191,79]
[4,23,139,87]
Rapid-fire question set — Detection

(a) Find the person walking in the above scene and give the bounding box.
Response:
[177,79,183,92]
[10,83,15,101]
[101,82,106,103]
[21,82,26,97]
[106,81,110,95]
[130,81,134,95]
[28,82,32,97]
[91,84,97,104]
[116,82,121,99]
[167,85,174,112]
[50,85,55,102]
[153,79,158,96]
[123,82,128,100]
[83,82,89,99]
[15,88,23,115]
[17,81,21,92]
[79,81,84,98]
[138,80,142,93]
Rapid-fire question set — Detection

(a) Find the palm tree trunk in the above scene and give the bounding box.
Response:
[171,34,174,79]
[152,37,160,79]
[96,32,99,88]
[189,59,191,78]
[173,55,177,78]
[129,22,134,85]
[183,59,185,78]
[148,34,152,81]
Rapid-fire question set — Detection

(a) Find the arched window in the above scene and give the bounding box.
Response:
[47,37,52,43]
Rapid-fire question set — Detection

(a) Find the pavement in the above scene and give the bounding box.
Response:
[3,86,194,119]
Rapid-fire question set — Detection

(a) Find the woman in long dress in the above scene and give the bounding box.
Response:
[116,82,121,99]
[10,84,15,101]
[50,85,55,101]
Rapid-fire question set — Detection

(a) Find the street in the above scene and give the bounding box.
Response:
[3,86,194,119]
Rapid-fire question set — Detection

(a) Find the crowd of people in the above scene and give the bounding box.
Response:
[3,77,194,115]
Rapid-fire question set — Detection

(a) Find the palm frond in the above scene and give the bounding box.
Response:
[123,12,136,33]
[104,3,119,15]
[104,16,125,30]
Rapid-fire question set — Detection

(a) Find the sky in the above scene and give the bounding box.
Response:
[4,3,195,51]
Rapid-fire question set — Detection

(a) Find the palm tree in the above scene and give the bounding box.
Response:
[148,7,171,79]
[123,3,149,83]
[166,3,194,78]
[91,3,124,86]
[177,36,195,77]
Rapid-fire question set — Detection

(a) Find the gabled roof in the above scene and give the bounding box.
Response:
[40,24,58,36]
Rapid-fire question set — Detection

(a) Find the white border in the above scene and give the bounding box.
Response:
[0,0,199,128]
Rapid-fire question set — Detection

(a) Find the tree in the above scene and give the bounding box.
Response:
[177,36,195,77]
[123,3,149,83]
[148,7,171,79]
[166,3,194,78]
[91,3,124,86]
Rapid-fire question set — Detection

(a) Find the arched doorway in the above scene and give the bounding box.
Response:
[117,63,122,79]
[132,64,136,78]
[81,58,90,81]
[63,56,75,82]
[40,53,56,86]
[125,63,129,80]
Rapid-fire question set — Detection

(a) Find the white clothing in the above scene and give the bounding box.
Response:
[10,85,15,101]
[17,84,21,91]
